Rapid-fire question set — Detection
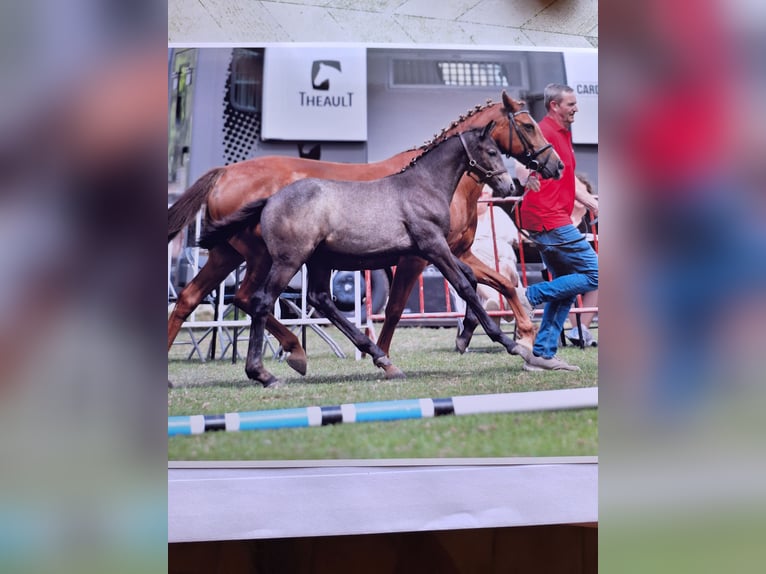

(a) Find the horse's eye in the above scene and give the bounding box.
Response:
[524,124,535,133]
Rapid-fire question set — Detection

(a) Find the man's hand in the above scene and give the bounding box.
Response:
[525,173,541,192]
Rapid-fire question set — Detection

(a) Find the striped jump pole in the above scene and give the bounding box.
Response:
[169,387,597,437]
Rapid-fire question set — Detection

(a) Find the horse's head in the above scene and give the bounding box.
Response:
[440,97,559,180]
[496,91,564,180]
[459,123,514,198]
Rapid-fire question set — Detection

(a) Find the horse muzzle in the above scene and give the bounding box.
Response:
[486,171,514,197]
[539,157,565,180]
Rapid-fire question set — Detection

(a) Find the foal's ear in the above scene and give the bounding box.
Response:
[481,120,496,139]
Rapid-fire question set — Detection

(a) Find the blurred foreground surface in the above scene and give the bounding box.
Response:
[0,2,167,573]
[600,0,766,572]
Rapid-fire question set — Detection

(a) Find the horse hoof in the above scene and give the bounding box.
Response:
[384,365,406,380]
[455,338,468,354]
[168,379,174,389]
[286,353,308,376]
[262,377,284,389]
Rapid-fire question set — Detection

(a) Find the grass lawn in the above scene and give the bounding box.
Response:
[168,323,597,461]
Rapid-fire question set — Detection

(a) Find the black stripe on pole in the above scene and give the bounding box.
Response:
[432,398,455,416]
[320,405,344,426]
[204,414,226,432]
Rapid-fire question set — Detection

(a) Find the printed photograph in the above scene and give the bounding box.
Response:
[167,44,599,461]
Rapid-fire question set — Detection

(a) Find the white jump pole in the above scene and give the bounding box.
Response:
[169,387,598,436]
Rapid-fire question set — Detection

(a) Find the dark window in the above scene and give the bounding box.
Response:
[229,48,263,113]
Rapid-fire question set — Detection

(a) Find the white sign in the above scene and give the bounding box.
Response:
[262,46,368,141]
[563,50,598,144]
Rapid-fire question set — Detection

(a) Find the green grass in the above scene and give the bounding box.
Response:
[168,324,597,461]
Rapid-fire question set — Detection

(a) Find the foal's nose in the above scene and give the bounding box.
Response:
[500,172,514,195]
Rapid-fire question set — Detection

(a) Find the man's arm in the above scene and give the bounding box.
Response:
[575,184,599,216]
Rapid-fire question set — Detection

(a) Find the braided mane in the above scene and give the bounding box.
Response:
[420,99,496,150]
[401,99,497,172]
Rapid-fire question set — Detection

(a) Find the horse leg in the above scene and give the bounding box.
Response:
[168,243,243,351]
[231,248,308,376]
[452,258,481,354]
[427,247,532,363]
[265,314,307,375]
[306,263,405,380]
[375,256,428,355]
[457,251,537,350]
[243,263,302,387]
[243,298,276,387]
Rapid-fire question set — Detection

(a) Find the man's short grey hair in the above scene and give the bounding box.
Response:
[544,83,574,111]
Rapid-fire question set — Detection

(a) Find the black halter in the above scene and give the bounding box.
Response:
[458,127,508,184]
[507,109,553,173]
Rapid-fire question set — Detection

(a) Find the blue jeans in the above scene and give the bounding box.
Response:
[525,224,598,359]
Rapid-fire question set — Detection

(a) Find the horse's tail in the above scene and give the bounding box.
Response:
[168,167,224,243]
[197,199,269,250]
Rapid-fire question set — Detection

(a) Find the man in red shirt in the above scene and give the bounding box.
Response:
[517,84,599,371]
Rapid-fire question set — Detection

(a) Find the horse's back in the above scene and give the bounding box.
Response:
[208,154,414,219]
[266,177,403,223]
[262,177,412,258]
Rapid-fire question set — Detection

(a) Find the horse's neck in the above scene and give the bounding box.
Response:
[408,137,469,200]
[441,105,498,139]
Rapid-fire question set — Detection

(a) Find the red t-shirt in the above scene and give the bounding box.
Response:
[519,115,576,232]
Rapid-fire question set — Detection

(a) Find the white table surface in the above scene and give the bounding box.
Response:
[169,459,597,542]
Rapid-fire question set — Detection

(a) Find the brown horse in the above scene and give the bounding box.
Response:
[168,92,562,376]
[198,125,523,387]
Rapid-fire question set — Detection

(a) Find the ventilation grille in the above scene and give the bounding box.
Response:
[392,59,524,88]
[222,61,260,165]
[438,61,509,87]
